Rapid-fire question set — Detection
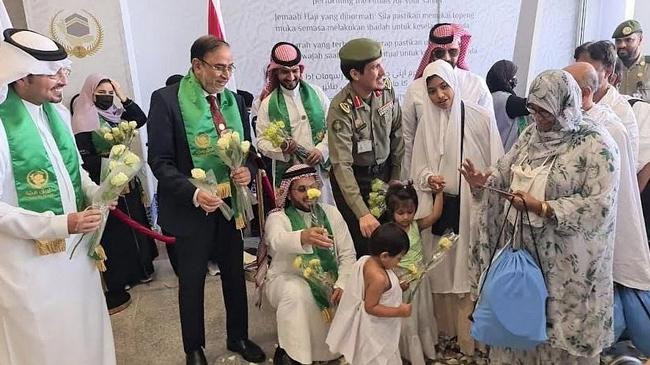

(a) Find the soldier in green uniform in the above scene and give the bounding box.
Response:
[613,19,650,101]
[327,38,404,257]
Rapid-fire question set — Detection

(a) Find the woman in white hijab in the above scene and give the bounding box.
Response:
[462,70,620,364]
[409,59,503,356]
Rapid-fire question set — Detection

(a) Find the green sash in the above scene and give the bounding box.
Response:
[0,88,84,254]
[267,81,328,184]
[178,69,244,213]
[285,203,338,312]
[91,117,115,156]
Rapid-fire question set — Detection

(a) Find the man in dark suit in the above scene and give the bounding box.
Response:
[147,35,265,365]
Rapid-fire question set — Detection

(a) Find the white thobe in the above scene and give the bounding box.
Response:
[264,203,356,364]
[411,103,503,293]
[256,83,334,205]
[586,104,650,291]
[0,101,115,365]
[627,97,650,169]
[401,68,495,179]
[598,85,640,170]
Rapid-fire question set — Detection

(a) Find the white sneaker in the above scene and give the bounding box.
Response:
[207,261,220,276]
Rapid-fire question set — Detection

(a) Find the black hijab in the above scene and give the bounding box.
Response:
[486,60,518,94]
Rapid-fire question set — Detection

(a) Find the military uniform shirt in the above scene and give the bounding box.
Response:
[327,80,404,218]
[620,55,650,101]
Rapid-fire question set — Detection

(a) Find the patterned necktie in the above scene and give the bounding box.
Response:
[206,94,227,134]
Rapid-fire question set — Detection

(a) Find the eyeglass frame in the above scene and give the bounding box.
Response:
[198,58,236,75]
[526,104,555,121]
[432,47,460,59]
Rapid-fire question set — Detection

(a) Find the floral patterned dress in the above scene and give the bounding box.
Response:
[471,120,620,361]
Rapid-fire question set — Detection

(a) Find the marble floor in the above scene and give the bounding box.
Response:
[111,252,278,365]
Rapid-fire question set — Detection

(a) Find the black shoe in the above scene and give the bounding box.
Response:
[227,338,266,363]
[273,347,301,365]
[185,349,208,365]
[106,291,131,315]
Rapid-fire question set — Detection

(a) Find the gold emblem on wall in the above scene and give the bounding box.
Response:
[49,9,104,58]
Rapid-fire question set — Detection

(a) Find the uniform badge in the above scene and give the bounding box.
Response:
[332,120,343,132]
[378,101,393,116]
[623,26,632,35]
[384,78,393,90]
[340,102,351,114]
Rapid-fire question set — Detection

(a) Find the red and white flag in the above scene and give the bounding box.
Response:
[208,0,237,90]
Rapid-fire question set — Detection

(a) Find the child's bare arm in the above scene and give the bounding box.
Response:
[363,265,411,318]
[417,191,444,230]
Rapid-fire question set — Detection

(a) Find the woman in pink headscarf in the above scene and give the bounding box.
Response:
[71,73,157,315]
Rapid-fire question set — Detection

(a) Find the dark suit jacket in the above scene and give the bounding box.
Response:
[147,83,256,236]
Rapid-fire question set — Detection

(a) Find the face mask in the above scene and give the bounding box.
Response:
[94,94,114,110]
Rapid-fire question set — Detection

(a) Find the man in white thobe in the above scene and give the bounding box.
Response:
[264,164,355,364]
[402,23,495,179]
[576,41,640,169]
[566,63,650,291]
[0,29,115,365]
[256,42,334,205]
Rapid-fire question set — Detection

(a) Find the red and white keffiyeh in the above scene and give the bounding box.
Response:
[414,23,471,79]
[259,42,305,101]
[271,164,321,212]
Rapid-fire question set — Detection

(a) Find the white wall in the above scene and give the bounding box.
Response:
[126,0,206,111]
[121,0,625,111]
[531,0,580,77]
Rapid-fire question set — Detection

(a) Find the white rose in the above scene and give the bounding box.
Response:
[110,144,127,157]
[191,168,207,180]
[128,121,137,129]
[240,140,250,154]
[110,172,129,187]
[231,131,240,145]
[123,152,141,167]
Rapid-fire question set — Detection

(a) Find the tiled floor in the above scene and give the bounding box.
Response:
[111,255,278,365]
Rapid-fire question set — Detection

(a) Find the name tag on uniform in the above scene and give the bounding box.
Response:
[357,139,372,153]
[378,101,393,116]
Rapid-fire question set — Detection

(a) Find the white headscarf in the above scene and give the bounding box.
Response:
[410,59,464,195]
[0,29,71,103]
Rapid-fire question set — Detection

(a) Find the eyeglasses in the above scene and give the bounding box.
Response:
[290,183,322,193]
[432,48,460,60]
[35,67,71,80]
[199,58,236,74]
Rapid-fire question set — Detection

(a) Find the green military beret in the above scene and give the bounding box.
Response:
[339,38,382,64]
[613,19,643,38]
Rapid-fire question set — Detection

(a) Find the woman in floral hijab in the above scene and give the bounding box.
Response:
[461,70,620,364]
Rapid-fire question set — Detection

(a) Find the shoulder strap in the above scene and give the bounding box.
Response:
[458,101,465,192]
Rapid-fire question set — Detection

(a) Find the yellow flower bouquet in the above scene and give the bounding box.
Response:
[260,120,313,162]
[99,120,139,148]
[404,231,459,303]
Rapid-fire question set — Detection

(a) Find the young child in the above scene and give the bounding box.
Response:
[326,223,412,365]
[386,179,444,365]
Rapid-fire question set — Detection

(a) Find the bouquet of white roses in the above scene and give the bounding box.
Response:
[189,168,234,219]
[215,130,254,230]
[99,120,139,148]
[70,144,143,270]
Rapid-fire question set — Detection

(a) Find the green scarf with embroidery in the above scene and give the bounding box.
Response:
[285,203,338,314]
[178,69,244,220]
[0,87,84,255]
[267,81,328,185]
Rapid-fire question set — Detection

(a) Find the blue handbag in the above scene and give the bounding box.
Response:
[470,202,549,350]
[617,284,650,356]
